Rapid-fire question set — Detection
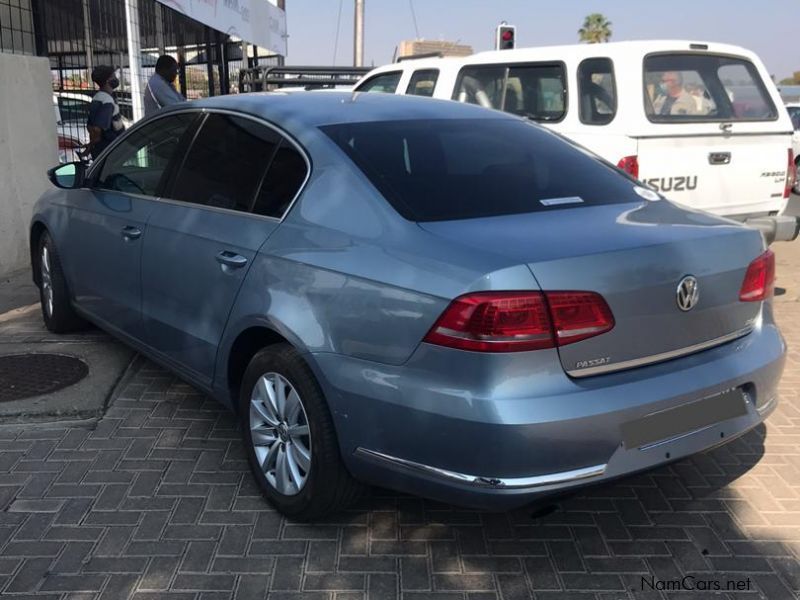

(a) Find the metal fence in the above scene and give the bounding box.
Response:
[1,0,282,159]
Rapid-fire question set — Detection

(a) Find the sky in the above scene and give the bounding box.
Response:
[282,0,797,81]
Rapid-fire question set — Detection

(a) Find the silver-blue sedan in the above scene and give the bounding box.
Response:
[31,92,785,519]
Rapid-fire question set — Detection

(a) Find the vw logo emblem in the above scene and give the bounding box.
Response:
[676,276,699,312]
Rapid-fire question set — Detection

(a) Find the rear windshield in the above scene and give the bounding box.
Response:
[321,118,642,222]
[644,53,777,122]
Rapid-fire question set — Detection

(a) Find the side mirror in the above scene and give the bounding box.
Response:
[47,162,86,189]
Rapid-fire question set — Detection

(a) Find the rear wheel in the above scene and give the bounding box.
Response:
[239,344,361,520]
[37,232,86,333]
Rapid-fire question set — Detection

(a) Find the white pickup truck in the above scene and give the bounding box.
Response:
[356,41,799,242]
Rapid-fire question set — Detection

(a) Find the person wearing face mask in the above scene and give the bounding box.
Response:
[652,71,697,117]
[82,65,125,160]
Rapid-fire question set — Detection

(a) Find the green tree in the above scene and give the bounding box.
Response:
[578,13,612,44]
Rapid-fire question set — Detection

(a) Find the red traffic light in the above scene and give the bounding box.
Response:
[497,25,516,50]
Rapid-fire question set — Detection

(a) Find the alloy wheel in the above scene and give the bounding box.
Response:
[41,246,54,317]
[249,372,312,495]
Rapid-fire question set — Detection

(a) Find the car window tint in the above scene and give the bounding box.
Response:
[252,142,308,218]
[95,113,195,196]
[406,69,439,97]
[578,58,617,125]
[171,113,281,212]
[57,97,91,122]
[322,118,639,222]
[453,63,567,122]
[357,72,402,93]
[644,53,777,122]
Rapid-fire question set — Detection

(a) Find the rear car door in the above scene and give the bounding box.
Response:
[65,113,196,336]
[637,52,791,216]
[140,112,309,385]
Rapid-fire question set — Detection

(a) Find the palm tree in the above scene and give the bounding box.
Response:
[578,13,612,44]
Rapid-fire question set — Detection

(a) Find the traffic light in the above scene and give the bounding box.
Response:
[496,24,515,50]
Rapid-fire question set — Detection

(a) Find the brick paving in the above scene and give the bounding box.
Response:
[0,245,799,599]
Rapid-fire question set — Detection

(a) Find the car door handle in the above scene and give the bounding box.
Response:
[121,226,142,241]
[708,152,731,165]
[215,251,248,269]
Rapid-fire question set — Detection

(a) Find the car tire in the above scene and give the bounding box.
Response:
[239,343,362,520]
[37,232,86,333]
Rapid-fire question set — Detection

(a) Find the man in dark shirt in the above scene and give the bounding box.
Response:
[83,65,125,160]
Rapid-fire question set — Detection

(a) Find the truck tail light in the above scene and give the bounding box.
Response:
[617,155,639,179]
[739,249,775,302]
[786,148,796,199]
[423,291,614,352]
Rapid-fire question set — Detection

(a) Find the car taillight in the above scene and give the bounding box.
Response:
[546,292,616,345]
[423,291,614,352]
[617,155,639,179]
[739,249,775,302]
[786,148,796,199]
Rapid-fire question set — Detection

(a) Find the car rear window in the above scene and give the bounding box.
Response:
[321,118,641,222]
[644,53,777,122]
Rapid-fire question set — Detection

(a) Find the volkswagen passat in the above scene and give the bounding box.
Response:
[31,92,785,519]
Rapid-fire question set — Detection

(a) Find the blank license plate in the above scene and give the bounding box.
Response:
[621,388,748,449]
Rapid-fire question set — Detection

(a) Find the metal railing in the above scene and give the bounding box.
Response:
[240,65,371,93]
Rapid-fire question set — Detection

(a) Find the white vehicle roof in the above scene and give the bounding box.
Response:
[363,40,764,77]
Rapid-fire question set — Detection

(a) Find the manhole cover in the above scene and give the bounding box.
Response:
[0,354,88,402]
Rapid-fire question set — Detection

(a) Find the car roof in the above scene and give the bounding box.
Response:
[188,90,517,127]
[363,39,760,76]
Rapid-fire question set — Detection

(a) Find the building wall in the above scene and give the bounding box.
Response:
[0,54,58,276]
[398,39,473,59]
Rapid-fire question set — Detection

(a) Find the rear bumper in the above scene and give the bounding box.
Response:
[744,215,800,244]
[310,306,785,511]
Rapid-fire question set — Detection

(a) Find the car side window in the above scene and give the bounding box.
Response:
[95,113,195,196]
[453,63,567,122]
[252,141,308,218]
[170,113,281,213]
[357,71,402,93]
[578,58,617,125]
[406,69,439,97]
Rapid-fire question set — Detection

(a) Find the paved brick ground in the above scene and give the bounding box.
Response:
[1,243,799,599]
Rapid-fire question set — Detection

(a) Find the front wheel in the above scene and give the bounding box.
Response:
[239,344,362,520]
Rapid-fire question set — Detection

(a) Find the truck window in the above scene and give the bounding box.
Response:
[644,53,777,122]
[357,71,402,93]
[578,58,617,125]
[453,63,567,122]
[406,69,439,97]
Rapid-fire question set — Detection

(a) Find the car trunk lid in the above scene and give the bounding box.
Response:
[419,201,764,377]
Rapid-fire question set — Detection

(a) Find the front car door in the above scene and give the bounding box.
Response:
[140,111,309,386]
[64,112,197,336]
